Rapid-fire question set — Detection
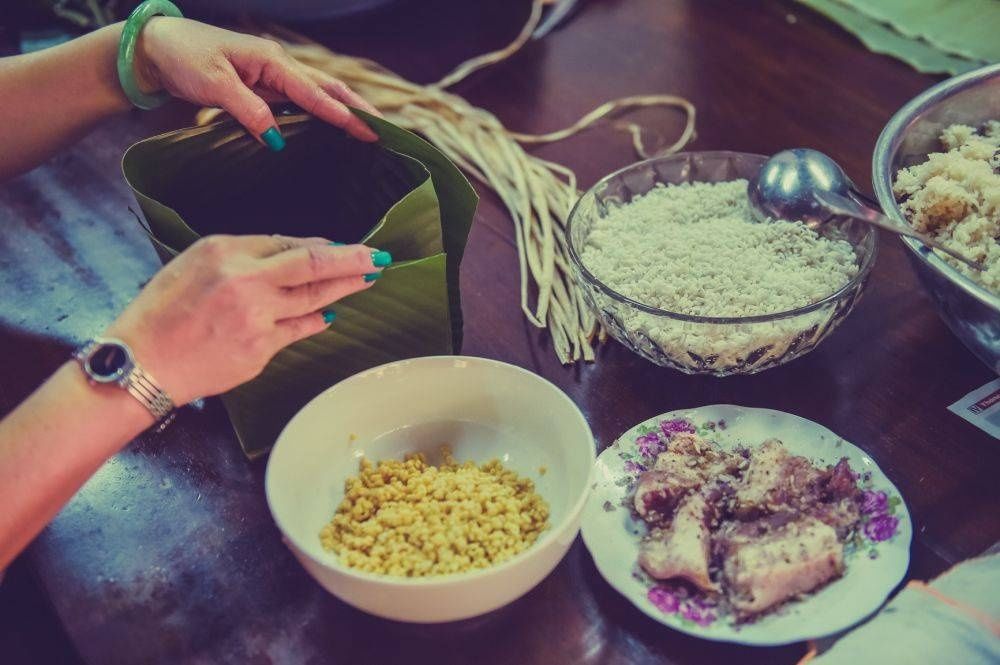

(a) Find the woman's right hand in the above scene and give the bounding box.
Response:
[104,234,389,405]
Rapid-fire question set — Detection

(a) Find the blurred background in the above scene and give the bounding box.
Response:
[4,0,997,76]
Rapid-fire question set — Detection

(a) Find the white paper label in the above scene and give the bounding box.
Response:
[948,378,1000,439]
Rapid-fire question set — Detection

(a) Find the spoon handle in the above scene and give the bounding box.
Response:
[814,191,984,272]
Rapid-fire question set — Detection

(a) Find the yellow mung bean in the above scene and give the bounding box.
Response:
[319,450,549,577]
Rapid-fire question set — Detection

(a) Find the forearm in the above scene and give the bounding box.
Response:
[0,361,153,569]
[0,23,133,181]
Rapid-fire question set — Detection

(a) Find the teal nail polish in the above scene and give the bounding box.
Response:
[329,241,345,246]
[371,250,393,268]
[322,310,336,324]
[261,127,285,152]
[363,272,382,282]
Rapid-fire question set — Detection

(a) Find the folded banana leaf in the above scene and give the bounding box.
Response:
[122,111,477,458]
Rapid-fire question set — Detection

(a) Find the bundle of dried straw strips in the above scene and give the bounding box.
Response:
[198,0,697,363]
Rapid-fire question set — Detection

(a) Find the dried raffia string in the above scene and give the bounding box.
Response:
[197,0,697,363]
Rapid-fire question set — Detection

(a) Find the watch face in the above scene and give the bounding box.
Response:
[89,343,129,380]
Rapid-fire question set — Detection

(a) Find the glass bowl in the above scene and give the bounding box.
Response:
[566,151,878,376]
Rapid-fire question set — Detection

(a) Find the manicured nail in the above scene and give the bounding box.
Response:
[371,250,392,268]
[329,241,345,246]
[322,310,336,324]
[363,272,381,282]
[261,127,285,152]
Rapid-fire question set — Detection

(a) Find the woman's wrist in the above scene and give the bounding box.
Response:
[6,362,158,467]
[117,2,184,109]
[79,20,162,114]
[91,23,137,114]
[132,16,170,96]
[59,361,157,444]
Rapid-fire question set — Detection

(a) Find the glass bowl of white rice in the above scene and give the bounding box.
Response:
[567,151,877,375]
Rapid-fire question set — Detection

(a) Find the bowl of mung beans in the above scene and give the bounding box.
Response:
[265,356,595,623]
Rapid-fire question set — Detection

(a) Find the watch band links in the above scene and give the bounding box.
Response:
[126,366,174,420]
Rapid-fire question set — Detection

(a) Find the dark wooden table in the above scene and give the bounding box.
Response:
[2,1,997,663]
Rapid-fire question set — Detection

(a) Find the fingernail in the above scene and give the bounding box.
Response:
[261,127,285,152]
[371,250,392,268]
[329,241,345,246]
[363,272,381,282]
[322,310,336,324]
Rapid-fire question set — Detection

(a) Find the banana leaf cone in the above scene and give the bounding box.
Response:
[122,111,478,458]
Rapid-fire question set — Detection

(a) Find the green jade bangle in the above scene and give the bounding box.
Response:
[117,0,183,110]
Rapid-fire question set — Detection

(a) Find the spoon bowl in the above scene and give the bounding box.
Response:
[747,148,851,228]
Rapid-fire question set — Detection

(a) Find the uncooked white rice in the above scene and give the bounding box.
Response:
[580,180,859,317]
[577,179,862,372]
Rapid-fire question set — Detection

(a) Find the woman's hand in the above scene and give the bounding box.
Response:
[133,17,380,146]
[0,234,389,568]
[105,234,390,405]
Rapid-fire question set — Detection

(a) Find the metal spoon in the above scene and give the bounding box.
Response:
[747,148,983,271]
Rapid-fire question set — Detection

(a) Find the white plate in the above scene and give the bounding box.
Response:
[580,405,911,645]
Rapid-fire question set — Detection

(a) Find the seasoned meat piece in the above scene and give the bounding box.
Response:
[634,434,863,623]
[662,433,742,479]
[638,493,718,591]
[719,514,844,618]
[736,442,864,518]
[806,458,862,538]
[633,467,703,522]
[634,434,741,522]
[806,497,860,539]
[821,458,861,503]
[734,439,826,518]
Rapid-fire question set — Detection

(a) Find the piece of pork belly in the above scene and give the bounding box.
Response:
[734,440,863,533]
[638,493,718,591]
[662,432,741,479]
[805,458,862,537]
[634,434,741,522]
[822,458,860,502]
[719,514,844,617]
[633,467,703,522]
[806,497,861,540]
[733,439,825,518]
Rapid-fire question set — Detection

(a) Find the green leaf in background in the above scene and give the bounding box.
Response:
[798,0,993,75]
[833,0,1000,64]
[122,112,478,458]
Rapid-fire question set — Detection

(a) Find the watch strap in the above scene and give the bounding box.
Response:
[124,364,175,420]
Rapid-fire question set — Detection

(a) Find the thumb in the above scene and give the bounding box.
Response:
[215,75,284,152]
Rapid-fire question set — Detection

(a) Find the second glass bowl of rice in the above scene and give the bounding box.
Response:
[566,151,878,376]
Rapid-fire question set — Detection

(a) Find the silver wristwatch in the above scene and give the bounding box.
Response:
[75,337,175,423]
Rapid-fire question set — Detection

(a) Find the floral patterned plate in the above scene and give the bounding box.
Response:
[580,405,911,646]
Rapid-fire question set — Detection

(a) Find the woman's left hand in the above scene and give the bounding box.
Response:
[133,17,380,145]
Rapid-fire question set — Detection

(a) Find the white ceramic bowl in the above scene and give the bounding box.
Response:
[265,356,595,623]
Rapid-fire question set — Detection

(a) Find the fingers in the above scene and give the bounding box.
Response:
[260,243,391,286]
[258,234,331,257]
[277,274,374,318]
[273,311,330,348]
[203,234,329,259]
[275,62,378,142]
[212,67,283,148]
[307,69,382,118]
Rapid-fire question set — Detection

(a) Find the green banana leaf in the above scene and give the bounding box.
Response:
[122,111,478,458]
[797,0,990,75]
